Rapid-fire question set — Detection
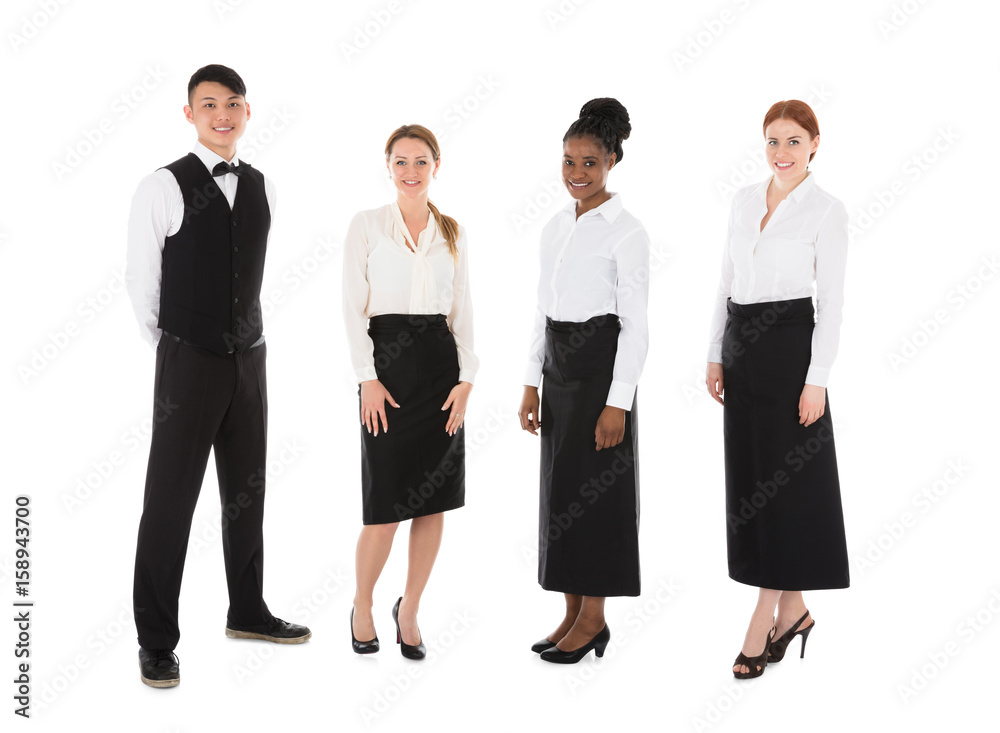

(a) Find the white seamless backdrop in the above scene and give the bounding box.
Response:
[1,0,996,731]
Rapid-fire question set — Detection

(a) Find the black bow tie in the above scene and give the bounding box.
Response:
[212,161,245,177]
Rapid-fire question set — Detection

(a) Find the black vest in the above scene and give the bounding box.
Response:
[157,152,270,355]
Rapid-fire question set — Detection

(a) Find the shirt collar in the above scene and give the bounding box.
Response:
[561,191,624,223]
[759,171,817,203]
[192,141,241,174]
[389,200,437,248]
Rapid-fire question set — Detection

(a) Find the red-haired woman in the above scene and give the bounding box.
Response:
[343,125,477,659]
[705,100,849,678]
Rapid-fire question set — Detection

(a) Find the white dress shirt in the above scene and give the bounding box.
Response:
[707,173,848,387]
[125,142,277,348]
[342,201,479,384]
[523,193,650,411]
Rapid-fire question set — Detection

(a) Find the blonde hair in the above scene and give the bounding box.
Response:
[384,124,459,260]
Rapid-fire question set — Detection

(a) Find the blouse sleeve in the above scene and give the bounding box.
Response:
[606,224,650,410]
[447,225,479,384]
[805,198,849,387]
[707,196,737,363]
[342,211,378,382]
[523,230,548,389]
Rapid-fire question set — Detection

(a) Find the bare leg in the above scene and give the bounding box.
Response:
[396,512,445,645]
[543,593,583,644]
[555,596,606,651]
[774,590,812,639]
[352,522,400,641]
[734,587,781,675]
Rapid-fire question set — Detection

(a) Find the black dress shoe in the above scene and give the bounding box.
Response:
[539,624,611,664]
[392,597,426,660]
[138,648,180,688]
[351,607,380,654]
[225,616,312,644]
[531,638,557,654]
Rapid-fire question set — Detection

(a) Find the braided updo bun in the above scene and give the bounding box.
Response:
[562,97,631,164]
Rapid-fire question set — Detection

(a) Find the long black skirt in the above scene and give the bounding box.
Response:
[722,297,849,590]
[538,314,640,597]
[359,314,465,525]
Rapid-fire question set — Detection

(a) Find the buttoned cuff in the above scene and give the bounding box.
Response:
[804,364,830,388]
[606,380,636,411]
[356,365,379,383]
[523,362,543,389]
[707,343,723,363]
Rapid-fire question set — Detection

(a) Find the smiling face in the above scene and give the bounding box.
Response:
[386,136,439,201]
[764,117,818,183]
[562,135,615,213]
[184,81,250,160]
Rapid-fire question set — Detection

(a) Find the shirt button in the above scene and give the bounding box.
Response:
[234,273,239,278]
[234,297,239,304]
[232,219,238,227]
[233,246,239,252]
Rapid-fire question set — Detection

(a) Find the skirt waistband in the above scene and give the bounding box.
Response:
[726,297,814,324]
[368,313,448,333]
[545,313,621,334]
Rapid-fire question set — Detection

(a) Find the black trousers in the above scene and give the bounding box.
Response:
[133,335,273,650]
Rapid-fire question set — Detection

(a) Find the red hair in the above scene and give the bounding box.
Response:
[763,100,820,162]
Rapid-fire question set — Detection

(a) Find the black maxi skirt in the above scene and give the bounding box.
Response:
[359,314,465,525]
[722,297,849,590]
[538,314,640,597]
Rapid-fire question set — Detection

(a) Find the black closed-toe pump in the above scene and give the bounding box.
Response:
[350,607,380,654]
[531,638,558,654]
[392,597,426,660]
[767,610,814,663]
[539,624,610,664]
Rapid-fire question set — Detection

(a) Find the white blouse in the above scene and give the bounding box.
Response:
[342,201,478,384]
[523,193,650,411]
[707,173,849,387]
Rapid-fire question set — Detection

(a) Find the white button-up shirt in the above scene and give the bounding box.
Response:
[124,142,277,348]
[342,201,478,384]
[707,173,848,387]
[524,193,650,410]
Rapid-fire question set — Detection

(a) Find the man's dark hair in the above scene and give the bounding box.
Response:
[187,64,246,104]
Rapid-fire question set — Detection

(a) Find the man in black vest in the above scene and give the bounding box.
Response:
[125,64,310,688]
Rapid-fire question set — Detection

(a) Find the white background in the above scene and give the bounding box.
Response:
[2,0,997,730]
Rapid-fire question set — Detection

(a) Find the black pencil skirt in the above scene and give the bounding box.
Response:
[359,314,465,525]
[538,314,640,597]
[722,297,849,590]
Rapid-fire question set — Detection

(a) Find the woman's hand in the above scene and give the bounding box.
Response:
[706,362,724,405]
[595,406,626,450]
[360,379,399,436]
[798,384,826,427]
[518,386,541,435]
[442,381,473,436]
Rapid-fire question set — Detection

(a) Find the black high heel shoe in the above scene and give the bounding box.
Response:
[733,626,773,679]
[539,624,610,664]
[531,638,558,654]
[350,607,379,654]
[392,597,426,660]
[767,610,814,663]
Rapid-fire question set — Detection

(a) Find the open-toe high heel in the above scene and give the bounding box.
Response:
[733,626,773,679]
[767,610,814,663]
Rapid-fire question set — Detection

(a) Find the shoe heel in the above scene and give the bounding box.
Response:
[799,624,813,658]
[396,629,401,644]
[595,640,608,658]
